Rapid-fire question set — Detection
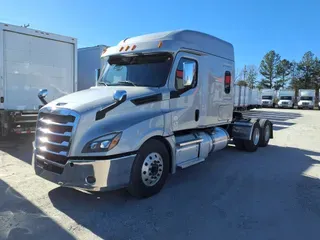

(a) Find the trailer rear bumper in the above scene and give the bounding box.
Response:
[32,152,136,191]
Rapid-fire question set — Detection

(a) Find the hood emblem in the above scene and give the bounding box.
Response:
[56,102,67,106]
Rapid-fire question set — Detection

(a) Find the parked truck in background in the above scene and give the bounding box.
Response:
[78,45,109,91]
[0,22,77,136]
[261,89,275,108]
[277,90,295,108]
[297,89,315,109]
[234,86,261,111]
[32,30,274,198]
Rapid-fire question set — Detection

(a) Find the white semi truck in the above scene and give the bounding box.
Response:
[32,30,274,198]
[297,89,315,109]
[0,22,77,136]
[261,89,275,108]
[78,45,109,91]
[277,90,295,108]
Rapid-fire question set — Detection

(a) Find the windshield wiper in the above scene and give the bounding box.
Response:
[117,80,136,86]
[97,81,109,86]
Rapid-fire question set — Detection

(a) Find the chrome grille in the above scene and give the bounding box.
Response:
[302,102,309,105]
[35,110,79,174]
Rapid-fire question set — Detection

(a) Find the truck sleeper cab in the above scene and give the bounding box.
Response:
[32,30,274,198]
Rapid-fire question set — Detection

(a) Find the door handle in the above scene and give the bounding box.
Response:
[195,109,199,122]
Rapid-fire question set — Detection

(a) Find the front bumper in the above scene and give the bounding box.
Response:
[262,102,273,107]
[298,104,313,109]
[278,102,292,108]
[32,153,136,191]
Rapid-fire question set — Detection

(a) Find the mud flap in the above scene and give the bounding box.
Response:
[231,120,254,141]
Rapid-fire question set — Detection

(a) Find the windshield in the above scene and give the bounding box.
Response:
[262,96,272,100]
[300,96,313,101]
[280,96,292,100]
[98,53,173,87]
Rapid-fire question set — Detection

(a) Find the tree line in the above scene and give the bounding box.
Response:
[236,51,320,93]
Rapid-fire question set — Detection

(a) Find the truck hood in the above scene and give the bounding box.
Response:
[45,86,159,113]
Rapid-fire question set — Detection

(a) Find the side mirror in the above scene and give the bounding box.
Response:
[182,62,196,87]
[113,90,127,103]
[38,89,48,105]
[95,68,101,82]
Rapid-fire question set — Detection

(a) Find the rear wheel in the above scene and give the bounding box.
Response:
[258,119,272,147]
[233,138,245,150]
[127,139,170,198]
[243,121,260,152]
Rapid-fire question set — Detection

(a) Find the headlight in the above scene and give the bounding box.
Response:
[82,132,122,153]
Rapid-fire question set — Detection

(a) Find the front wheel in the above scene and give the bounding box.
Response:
[127,139,170,198]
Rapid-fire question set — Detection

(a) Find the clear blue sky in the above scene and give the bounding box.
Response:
[1,0,320,77]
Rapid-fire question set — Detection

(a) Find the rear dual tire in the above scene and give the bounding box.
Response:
[234,119,272,152]
[234,121,260,152]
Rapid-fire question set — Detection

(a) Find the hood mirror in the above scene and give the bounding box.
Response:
[95,68,101,82]
[38,89,48,105]
[113,90,127,103]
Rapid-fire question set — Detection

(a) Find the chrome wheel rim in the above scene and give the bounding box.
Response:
[264,125,270,142]
[141,152,163,187]
[253,127,260,145]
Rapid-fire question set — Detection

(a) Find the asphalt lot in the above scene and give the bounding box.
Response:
[1,108,320,240]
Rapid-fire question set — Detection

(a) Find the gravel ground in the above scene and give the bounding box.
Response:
[1,108,320,240]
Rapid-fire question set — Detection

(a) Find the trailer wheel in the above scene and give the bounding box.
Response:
[258,119,272,147]
[127,139,170,198]
[243,121,260,152]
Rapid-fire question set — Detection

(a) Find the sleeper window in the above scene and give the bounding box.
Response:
[224,71,231,94]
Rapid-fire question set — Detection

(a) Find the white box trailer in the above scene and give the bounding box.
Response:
[234,86,261,111]
[277,89,295,108]
[249,89,262,109]
[297,89,315,109]
[78,45,109,91]
[233,85,241,109]
[0,22,77,136]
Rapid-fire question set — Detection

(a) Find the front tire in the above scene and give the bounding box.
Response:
[127,139,170,198]
[243,121,261,152]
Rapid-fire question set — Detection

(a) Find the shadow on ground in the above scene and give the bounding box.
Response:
[48,145,320,240]
[0,180,74,240]
[242,110,302,131]
[0,135,34,166]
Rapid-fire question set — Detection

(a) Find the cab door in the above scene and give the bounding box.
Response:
[169,52,200,132]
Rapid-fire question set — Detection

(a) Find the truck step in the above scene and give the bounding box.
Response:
[177,157,205,169]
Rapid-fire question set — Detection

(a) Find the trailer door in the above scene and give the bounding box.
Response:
[3,31,74,111]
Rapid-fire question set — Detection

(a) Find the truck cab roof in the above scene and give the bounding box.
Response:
[104,30,234,62]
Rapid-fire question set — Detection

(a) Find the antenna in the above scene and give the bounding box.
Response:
[22,24,30,28]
